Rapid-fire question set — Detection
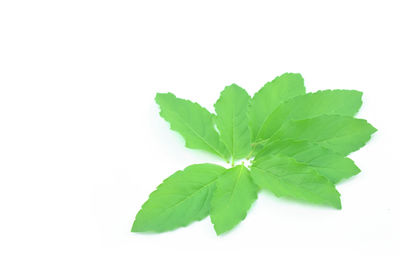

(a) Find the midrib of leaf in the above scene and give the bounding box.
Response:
[176,114,226,159]
[253,89,294,141]
[253,164,292,182]
[197,185,212,216]
[283,123,373,152]
[252,162,329,200]
[251,164,308,199]
[257,147,357,173]
[154,176,220,218]
[254,112,273,141]
[231,105,236,161]
[224,165,245,210]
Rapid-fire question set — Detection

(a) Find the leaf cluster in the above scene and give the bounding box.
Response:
[132,73,376,235]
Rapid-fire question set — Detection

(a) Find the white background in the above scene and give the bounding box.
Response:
[1,1,399,264]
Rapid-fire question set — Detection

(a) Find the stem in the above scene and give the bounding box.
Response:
[247,138,271,160]
[246,149,255,160]
[251,138,270,147]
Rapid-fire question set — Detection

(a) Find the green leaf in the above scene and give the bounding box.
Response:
[210,165,258,235]
[270,115,377,155]
[256,139,360,183]
[155,93,229,161]
[214,84,251,161]
[251,155,341,209]
[132,163,226,233]
[256,90,363,140]
[249,73,306,141]
[135,74,376,235]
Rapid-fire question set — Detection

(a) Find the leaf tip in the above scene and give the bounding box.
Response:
[333,197,342,210]
[371,124,378,133]
[213,226,225,236]
[131,214,147,233]
[131,221,141,232]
